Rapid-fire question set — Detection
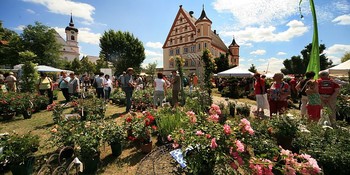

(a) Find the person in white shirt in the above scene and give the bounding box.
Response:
[153,72,167,107]
[103,74,113,102]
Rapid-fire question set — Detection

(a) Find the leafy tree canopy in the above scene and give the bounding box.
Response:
[143,62,157,78]
[282,43,332,75]
[341,51,350,63]
[0,21,22,66]
[21,22,62,68]
[99,30,145,75]
[248,64,257,73]
[214,53,229,73]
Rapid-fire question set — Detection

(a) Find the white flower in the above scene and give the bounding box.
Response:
[322,125,333,130]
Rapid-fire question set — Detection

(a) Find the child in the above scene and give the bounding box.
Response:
[305,80,322,121]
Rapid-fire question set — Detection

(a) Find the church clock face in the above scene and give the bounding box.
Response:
[71,31,75,34]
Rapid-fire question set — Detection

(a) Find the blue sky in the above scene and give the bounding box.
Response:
[1,0,350,73]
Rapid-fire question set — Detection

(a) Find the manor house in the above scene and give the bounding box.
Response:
[163,5,240,75]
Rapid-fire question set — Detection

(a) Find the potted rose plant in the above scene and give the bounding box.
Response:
[102,121,126,157]
[0,132,39,175]
[123,112,156,153]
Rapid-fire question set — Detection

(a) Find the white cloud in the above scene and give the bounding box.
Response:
[250,49,266,55]
[332,14,350,25]
[327,55,341,64]
[212,0,301,27]
[24,0,95,23]
[325,44,350,55]
[277,52,287,55]
[26,9,35,14]
[220,20,308,43]
[53,27,101,45]
[14,25,25,31]
[144,49,163,68]
[258,59,266,62]
[325,44,350,64]
[256,57,285,74]
[333,0,350,13]
[145,42,162,49]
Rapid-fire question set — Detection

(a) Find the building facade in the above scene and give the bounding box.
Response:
[162,5,239,75]
[55,14,80,62]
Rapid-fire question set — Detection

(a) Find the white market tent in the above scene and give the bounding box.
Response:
[217,67,254,77]
[36,65,72,73]
[328,60,350,77]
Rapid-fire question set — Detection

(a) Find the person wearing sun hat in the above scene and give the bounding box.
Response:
[5,71,17,92]
[123,67,136,112]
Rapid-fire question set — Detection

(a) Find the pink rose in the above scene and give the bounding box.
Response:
[223,124,231,135]
[167,135,172,141]
[210,138,218,149]
[196,130,204,136]
[235,140,245,152]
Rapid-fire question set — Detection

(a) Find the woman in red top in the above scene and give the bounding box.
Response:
[268,73,291,116]
[254,73,269,117]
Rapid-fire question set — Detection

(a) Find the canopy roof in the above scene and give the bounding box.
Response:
[217,67,254,77]
[36,65,70,72]
[328,60,350,77]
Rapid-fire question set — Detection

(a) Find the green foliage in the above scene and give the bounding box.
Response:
[20,60,39,93]
[100,30,145,74]
[154,107,186,139]
[80,56,96,74]
[0,132,39,165]
[282,43,332,74]
[96,57,109,71]
[336,84,350,121]
[341,51,350,63]
[269,114,299,138]
[248,64,257,73]
[102,121,126,145]
[69,57,82,74]
[293,123,350,174]
[143,62,157,78]
[201,49,215,102]
[236,104,251,117]
[21,22,62,67]
[214,54,229,73]
[0,22,22,66]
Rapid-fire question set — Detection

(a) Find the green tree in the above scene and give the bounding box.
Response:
[143,62,157,78]
[21,22,62,67]
[282,43,332,74]
[80,56,96,74]
[201,49,215,104]
[214,53,229,73]
[99,30,145,74]
[20,52,39,92]
[248,64,257,73]
[96,57,109,71]
[341,51,350,63]
[0,21,23,66]
[70,57,82,74]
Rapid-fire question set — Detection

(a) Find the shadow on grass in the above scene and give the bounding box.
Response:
[34,122,55,130]
[98,148,146,174]
[109,112,126,119]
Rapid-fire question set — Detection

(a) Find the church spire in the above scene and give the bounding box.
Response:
[198,4,210,21]
[69,13,74,27]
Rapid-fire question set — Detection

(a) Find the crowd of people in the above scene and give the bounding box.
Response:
[253,71,341,126]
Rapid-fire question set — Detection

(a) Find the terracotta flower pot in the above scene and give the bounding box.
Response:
[140,141,153,154]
